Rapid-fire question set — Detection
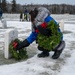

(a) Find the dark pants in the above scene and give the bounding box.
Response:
[38,46,50,53]
[38,41,65,52]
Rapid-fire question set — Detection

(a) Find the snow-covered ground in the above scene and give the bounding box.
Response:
[0,14,75,75]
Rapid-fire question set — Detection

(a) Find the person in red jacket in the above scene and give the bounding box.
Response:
[13,7,65,59]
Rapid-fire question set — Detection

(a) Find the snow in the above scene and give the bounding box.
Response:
[0,15,75,75]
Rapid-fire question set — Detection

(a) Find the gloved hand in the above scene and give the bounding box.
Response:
[36,22,51,36]
[37,25,51,36]
[44,28,51,36]
[14,39,30,51]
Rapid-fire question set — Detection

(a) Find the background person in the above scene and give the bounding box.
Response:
[0,8,3,19]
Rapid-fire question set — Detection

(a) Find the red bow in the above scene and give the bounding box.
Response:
[13,42,18,48]
[41,22,47,28]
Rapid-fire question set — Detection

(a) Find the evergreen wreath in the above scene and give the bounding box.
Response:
[37,20,62,51]
[9,39,28,60]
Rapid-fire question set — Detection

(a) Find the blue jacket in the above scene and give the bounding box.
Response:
[27,16,63,44]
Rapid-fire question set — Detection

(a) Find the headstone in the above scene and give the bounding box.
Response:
[4,29,18,59]
[0,18,7,28]
[59,19,64,32]
[1,18,7,28]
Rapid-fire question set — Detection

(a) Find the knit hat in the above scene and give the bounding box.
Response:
[29,8,38,22]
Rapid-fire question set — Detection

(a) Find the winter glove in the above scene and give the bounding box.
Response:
[15,39,30,51]
[37,22,51,36]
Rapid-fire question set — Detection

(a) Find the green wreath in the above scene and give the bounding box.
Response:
[9,39,28,60]
[37,20,62,51]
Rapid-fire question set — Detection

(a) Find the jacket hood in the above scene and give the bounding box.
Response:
[34,7,50,26]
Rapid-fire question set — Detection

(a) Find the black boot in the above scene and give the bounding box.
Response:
[38,51,49,57]
[52,50,63,59]
[52,41,65,59]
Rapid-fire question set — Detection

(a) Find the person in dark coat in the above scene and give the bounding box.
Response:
[13,7,65,59]
[0,8,3,19]
[20,12,23,21]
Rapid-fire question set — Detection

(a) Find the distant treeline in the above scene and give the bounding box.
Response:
[0,0,75,14]
[23,4,75,14]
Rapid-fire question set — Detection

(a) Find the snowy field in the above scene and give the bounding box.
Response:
[0,14,75,75]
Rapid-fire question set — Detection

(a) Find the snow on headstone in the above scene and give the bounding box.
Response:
[4,29,18,59]
[59,19,64,32]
